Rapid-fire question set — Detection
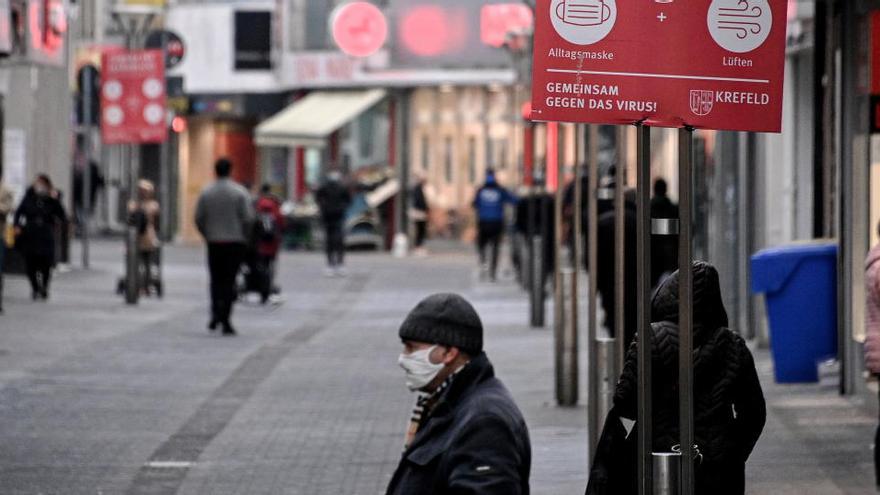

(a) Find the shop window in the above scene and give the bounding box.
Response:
[468,136,477,183]
[421,135,431,171]
[358,109,375,158]
[444,137,454,184]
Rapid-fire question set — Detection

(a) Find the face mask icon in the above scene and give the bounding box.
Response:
[555,0,612,27]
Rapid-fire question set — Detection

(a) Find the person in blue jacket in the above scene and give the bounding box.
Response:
[472,169,516,281]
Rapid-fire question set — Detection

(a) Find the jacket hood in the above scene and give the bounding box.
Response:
[651,261,729,331]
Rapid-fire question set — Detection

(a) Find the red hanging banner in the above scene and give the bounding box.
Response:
[100,49,167,144]
[530,0,787,133]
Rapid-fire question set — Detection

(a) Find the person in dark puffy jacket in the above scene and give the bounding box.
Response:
[14,175,67,301]
[387,293,531,495]
[588,261,765,495]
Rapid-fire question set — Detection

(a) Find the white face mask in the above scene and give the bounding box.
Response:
[398,345,445,391]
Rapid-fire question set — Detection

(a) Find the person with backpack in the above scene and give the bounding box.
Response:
[472,169,517,282]
[315,170,352,277]
[586,261,765,495]
[253,184,284,303]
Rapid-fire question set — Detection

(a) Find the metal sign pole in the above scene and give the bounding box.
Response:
[587,124,600,456]
[678,127,695,495]
[159,28,171,243]
[124,22,140,305]
[636,123,653,495]
[81,70,93,269]
[614,126,625,357]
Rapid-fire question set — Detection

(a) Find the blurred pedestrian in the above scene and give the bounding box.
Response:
[72,152,104,236]
[388,293,531,495]
[128,179,161,295]
[409,172,430,257]
[13,175,67,300]
[651,178,678,287]
[315,170,352,277]
[596,188,637,345]
[195,158,255,336]
[863,220,880,488]
[587,262,765,495]
[0,175,13,312]
[472,169,517,281]
[253,184,284,303]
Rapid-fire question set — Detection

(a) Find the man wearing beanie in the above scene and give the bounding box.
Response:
[386,293,531,495]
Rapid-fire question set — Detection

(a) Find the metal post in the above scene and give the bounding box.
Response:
[531,233,545,327]
[587,124,600,455]
[159,28,171,243]
[636,123,653,495]
[614,127,625,361]
[678,127,695,495]
[653,452,681,495]
[596,336,616,427]
[616,126,629,369]
[555,124,577,406]
[394,90,411,257]
[124,24,140,305]
[81,70,93,269]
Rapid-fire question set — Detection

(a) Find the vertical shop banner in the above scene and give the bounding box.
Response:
[101,50,167,144]
[531,0,787,132]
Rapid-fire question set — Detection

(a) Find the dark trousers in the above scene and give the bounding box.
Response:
[477,221,503,279]
[414,221,428,248]
[24,253,53,296]
[255,254,276,301]
[325,221,345,267]
[207,243,246,324]
[876,386,880,488]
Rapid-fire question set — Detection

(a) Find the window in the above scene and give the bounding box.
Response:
[421,135,431,172]
[468,137,477,184]
[358,109,375,158]
[444,137,454,184]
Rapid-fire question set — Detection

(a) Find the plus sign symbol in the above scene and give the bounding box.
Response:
[657,12,668,22]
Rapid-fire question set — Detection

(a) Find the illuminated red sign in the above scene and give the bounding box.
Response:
[399,6,466,57]
[101,50,167,144]
[480,4,534,48]
[331,2,388,58]
[531,0,787,133]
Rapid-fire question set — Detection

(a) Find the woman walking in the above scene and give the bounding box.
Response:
[14,175,67,300]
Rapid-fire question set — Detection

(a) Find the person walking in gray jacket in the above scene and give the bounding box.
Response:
[195,158,255,335]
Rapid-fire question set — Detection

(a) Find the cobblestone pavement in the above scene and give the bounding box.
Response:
[0,240,876,494]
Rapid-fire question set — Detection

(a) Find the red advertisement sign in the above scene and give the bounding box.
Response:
[531,0,787,133]
[101,50,167,144]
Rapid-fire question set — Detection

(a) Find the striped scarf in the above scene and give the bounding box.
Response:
[403,364,467,450]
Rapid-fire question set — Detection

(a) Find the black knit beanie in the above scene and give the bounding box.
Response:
[399,293,483,355]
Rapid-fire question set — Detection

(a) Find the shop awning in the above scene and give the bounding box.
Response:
[254,89,387,148]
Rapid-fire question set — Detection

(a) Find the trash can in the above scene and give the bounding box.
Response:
[751,242,838,383]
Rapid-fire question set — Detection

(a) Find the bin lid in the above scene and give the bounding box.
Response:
[750,241,837,294]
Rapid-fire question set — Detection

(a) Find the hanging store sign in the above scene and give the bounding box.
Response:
[530,0,787,132]
[100,50,167,144]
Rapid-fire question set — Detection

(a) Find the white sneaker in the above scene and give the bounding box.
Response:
[325,267,337,278]
[335,266,348,277]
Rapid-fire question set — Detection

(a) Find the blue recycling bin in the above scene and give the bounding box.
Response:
[751,242,838,383]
